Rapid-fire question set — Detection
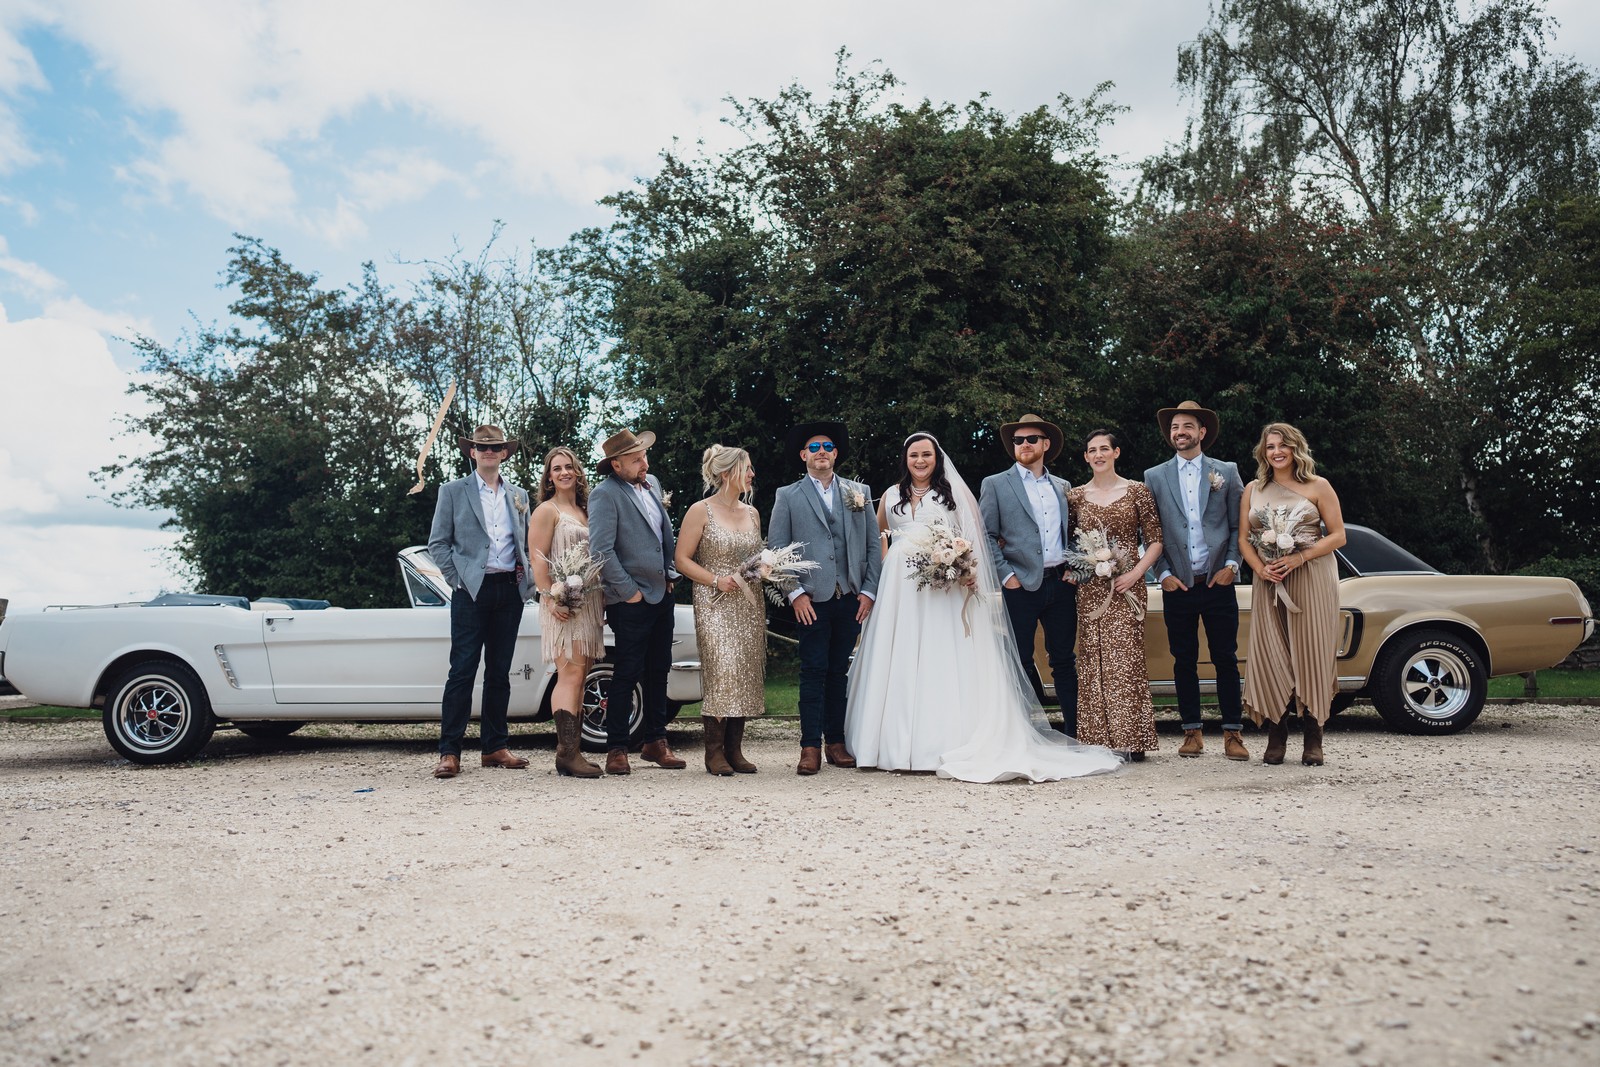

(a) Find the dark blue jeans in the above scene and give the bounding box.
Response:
[1161,580,1243,730]
[1002,571,1079,735]
[796,594,862,749]
[604,596,675,749]
[439,573,524,756]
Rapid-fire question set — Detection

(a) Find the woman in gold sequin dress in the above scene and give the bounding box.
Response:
[674,445,767,775]
[1066,430,1165,759]
[1239,423,1346,766]
[528,446,605,779]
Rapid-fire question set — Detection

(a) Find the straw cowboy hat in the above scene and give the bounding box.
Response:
[785,421,851,466]
[596,428,656,476]
[1155,400,1220,446]
[458,424,520,456]
[997,413,1065,463]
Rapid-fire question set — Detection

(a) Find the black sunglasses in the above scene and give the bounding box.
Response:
[473,443,508,453]
[805,442,837,453]
[1011,434,1046,445]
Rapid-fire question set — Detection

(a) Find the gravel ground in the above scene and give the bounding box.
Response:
[1,705,1598,1067]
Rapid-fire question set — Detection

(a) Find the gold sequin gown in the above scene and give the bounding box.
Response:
[540,511,604,663]
[1068,482,1164,753]
[1243,481,1340,726]
[691,502,767,719]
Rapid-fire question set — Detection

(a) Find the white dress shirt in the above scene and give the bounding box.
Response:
[1158,454,1238,583]
[808,474,836,512]
[475,472,517,572]
[630,480,666,542]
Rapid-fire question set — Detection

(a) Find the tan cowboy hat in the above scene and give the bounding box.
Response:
[457,424,520,456]
[596,428,656,476]
[997,414,1064,463]
[1156,400,1220,446]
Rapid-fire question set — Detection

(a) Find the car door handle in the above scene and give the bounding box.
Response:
[265,616,294,630]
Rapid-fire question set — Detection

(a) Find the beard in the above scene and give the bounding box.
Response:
[630,471,650,487]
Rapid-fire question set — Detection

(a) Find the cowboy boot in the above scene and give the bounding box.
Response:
[1301,714,1325,766]
[702,717,734,776]
[824,742,857,768]
[553,710,601,778]
[1262,717,1290,765]
[1178,729,1204,757]
[1223,729,1250,761]
[724,717,757,774]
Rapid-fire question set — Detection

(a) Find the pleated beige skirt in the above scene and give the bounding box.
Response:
[1243,551,1340,726]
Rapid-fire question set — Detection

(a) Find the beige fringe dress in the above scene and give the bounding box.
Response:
[1242,481,1341,726]
[540,511,604,663]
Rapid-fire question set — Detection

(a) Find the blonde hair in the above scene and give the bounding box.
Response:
[537,446,590,509]
[1253,422,1318,486]
[701,444,752,500]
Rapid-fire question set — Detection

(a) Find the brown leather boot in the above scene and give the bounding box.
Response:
[553,711,601,778]
[432,753,460,779]
[639,739,687,769]
[1301,715,1325,766]
[724,718,757,774]
[702,717,734,776]
[824,742,856,768]
[1178,729,1204,757]
[605,748,631,775]
[1223,730,1250,761]
[796,746,821,775]
[1262,717,1290,765]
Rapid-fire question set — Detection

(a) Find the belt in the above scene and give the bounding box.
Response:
[483,570,518,582]
[1042,564,1065,579]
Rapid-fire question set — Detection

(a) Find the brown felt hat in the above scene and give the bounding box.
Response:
[596,428,655,476]
[998,414,1064,463]
[457,424,520,456]
[1156,400,1220,446]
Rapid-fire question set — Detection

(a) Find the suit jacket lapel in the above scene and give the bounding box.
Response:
[461,475,489,537]
[625,480,657,529]
[1006,466,1030,523]
[801,475,830,530]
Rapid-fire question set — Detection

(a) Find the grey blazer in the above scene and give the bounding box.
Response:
[587,473,678,606]
[768,476,883,601]
[427,474,534,601]
[978,466,1073,591]
[1142,454,1244,587]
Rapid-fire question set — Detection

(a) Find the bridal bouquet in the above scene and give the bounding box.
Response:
[1247,500,1320,613]
[539,541,605,612]
[726,542,820,605]
[1065,526,1143,621]
[903,519,978,593]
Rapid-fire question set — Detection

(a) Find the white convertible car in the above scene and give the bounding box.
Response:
[0,548,704,765]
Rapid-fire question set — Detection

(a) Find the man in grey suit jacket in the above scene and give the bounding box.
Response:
[769,421,882,775]
[979,414,1079,734]
[1143,400,1249,761]
[586,428,686,775]
[427,425,535,779]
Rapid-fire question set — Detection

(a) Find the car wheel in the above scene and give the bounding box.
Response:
[578,661,644,752]
[1370,630,1487,734]
[233,721,306,740]
[103,660,217,764]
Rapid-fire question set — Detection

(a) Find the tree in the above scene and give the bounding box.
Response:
[1145,0,1600,568]
[562,55,1121,508]
[99,238,431,606]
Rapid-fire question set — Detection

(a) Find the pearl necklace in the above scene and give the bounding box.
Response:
[910,483,932,497]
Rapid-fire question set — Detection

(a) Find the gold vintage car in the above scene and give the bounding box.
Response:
[1038,524,1594,734]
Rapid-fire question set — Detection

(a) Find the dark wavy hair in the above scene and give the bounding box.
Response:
[892,433,955,515]
[537,446,590,510]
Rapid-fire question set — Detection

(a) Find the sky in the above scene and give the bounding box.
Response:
[1,0,1598,613]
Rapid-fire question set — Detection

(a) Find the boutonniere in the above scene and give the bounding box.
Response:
[513,492,529,515]
[1207,469,1225,492]
[843,485,866,512]
[659,490,674,510]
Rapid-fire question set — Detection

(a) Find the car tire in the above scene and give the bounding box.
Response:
[1370,630,1487,734]
[233,721,306,740]
[103,660,216,764]
[578,661,645,752]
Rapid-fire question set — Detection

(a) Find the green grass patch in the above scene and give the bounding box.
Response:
[1488,669,1600,699]
[5,705,98,720]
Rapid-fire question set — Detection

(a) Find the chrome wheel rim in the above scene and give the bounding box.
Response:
[115,676,192,752]
[1399,648,1473,721]
[580,668,644,748]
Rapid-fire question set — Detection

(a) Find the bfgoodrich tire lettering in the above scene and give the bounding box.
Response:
[1370,630,1487,735]
[102,660,216,764]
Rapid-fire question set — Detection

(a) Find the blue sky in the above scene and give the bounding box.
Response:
[2,0,1597,610]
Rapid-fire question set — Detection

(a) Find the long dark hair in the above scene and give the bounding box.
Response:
[892,433,955,515]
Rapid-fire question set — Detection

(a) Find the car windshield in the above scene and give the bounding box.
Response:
[1337,525,1438,577]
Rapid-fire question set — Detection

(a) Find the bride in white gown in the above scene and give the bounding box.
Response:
[845,433,1123,782]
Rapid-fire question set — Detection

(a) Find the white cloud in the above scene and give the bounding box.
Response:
[0,232,61,294]
[0,523,180,612]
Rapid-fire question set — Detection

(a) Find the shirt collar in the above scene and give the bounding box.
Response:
[808,474,835,494]
[474,471,503,495]
[1014,462,1049,483]
[1179,454,1204,472]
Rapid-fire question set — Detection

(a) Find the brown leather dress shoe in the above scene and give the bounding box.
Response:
[823,742,856,768]
[796,746,821,775]
[639,739,687,769]
[1178,729,1204,757]
[1223,730,1250,761]
[432,754,460,779]
[481,748,530,769]
[606,748,631,775]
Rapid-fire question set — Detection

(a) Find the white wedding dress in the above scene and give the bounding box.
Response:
[845,447,1123,783]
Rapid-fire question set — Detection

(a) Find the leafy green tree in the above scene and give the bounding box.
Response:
[99,238,431,606]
